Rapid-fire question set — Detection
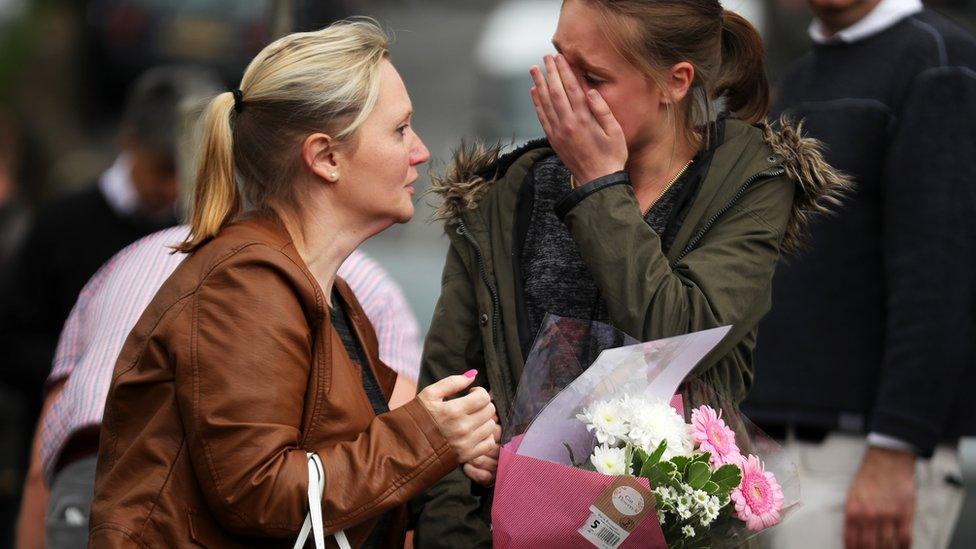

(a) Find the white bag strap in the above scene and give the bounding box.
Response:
[294,452,351,549]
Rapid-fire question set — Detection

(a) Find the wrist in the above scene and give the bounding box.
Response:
[865,445,916,468]
[572,166,626,188]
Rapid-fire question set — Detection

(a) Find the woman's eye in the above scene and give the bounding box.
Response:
[397,124,409,135]
[583,73,603,85]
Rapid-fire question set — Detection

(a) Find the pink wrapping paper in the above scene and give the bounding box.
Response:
[492,438,668,549]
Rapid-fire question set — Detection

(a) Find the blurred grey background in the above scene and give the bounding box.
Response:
[0,0,973,546]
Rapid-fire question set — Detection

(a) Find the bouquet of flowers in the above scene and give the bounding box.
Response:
[577,395,783,546]
[492,316,798,549]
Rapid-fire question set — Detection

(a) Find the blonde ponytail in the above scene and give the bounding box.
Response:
[176,92,241,252]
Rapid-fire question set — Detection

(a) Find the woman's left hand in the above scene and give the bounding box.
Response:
[530,54,628,187]
[462,418,502,487]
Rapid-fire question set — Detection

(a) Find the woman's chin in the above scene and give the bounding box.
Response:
[393,202,415,224]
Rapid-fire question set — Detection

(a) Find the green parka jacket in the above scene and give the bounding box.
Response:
[411,118,849,547]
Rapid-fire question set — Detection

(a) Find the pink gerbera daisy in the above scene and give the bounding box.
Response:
[731,454,785,531]
[690,405,741,466]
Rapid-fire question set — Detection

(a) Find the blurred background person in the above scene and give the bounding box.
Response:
[0,66,221,541]
[744,0,976,547]
[0,111,33,549]
[0,112,29,269]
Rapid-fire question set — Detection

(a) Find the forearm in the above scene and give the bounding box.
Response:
[558,176,786,342]
[14,382,64,549]
[318,398,457,532]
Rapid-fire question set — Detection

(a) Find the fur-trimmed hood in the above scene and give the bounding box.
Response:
[428,116,851,255]
[759,116,853,254]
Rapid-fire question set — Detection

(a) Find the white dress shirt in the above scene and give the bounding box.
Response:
[809,0,924,44]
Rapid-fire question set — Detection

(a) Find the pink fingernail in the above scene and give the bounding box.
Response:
[464,369,478,378]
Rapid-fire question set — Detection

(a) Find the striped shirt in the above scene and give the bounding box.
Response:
[40,225,422,482]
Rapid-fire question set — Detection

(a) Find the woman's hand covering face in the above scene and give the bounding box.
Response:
[530,54,629,187]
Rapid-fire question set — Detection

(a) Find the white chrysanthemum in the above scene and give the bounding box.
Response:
[590,444,630,476]
[657,509,667,524]
[654,486,673,503]
[682,525,696,538]
[624,397,693,458]
[692,490,710,507]
[675,491,694,520]
[577,399,630,445]
[701,501,721,525]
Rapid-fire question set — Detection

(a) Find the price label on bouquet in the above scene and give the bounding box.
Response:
[578,477,655,549]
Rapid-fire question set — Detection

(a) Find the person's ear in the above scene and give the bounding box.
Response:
[302,133,340,183]
[663,62,695,106]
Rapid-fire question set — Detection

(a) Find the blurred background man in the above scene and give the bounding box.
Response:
[745,0,976,547]
[0,64,221,545]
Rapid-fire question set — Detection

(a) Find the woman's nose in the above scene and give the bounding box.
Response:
[411,136,431,166]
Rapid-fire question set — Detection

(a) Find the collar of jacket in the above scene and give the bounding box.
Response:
[429,116,850,258]
[212,215,386,360]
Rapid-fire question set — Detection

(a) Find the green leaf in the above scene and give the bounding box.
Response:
[711,464,743,493]
[658,461,677,475]
[648,440,668,465]
[631,455,644,474]
[702,481,720,494]
[692,452,711,465]
[686,461,711,489]
[639,440,668,476]
[670,455,691,474]
[645,466,672,487]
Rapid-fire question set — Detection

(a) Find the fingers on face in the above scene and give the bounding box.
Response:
[554,54,585,109]
[530,87,552,135]
[530,67,557,132]
[586,89,621,138]
[544,55,573,119]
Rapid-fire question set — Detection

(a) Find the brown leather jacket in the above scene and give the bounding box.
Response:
[89,216,457,548]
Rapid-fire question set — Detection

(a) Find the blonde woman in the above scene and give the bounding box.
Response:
[89,20,497,548]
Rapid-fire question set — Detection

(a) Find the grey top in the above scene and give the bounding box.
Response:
[329,289,390,547]
[520,154,702,343]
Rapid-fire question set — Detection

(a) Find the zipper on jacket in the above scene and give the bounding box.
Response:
[673,167,786,264]
[456,218,501,340]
